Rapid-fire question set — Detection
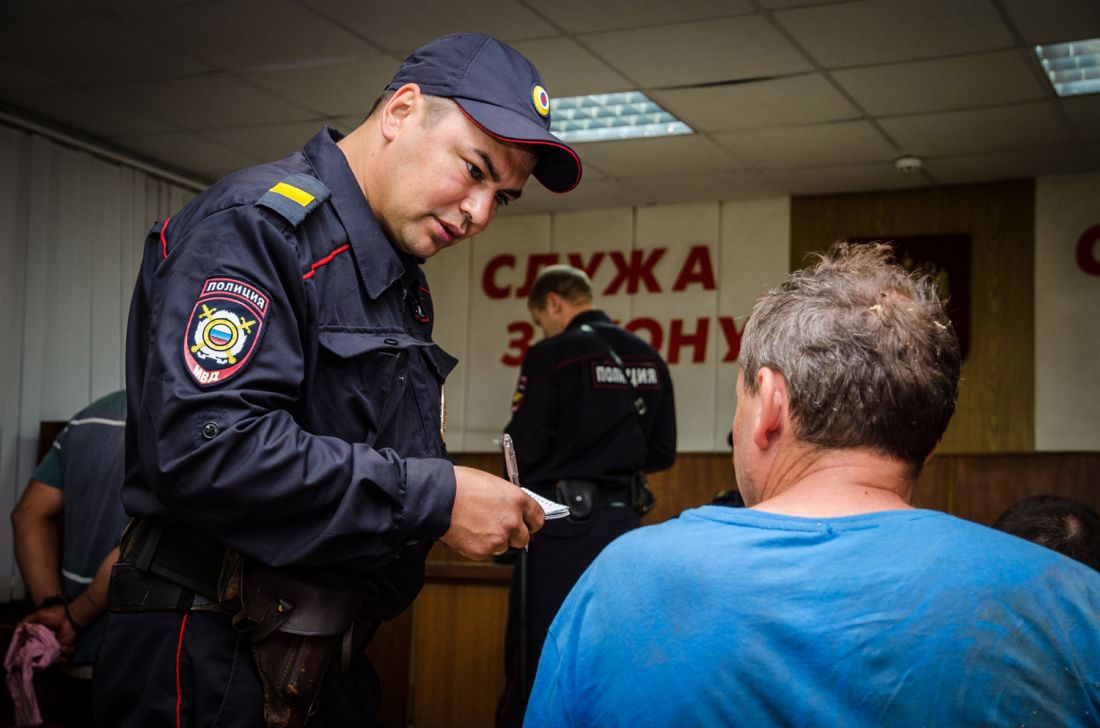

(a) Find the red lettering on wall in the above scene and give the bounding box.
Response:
[566,251,605,280]
[501,321,536,367]
[1077,224,1100,276]
[482,255,515,299]
[718,316,747,362]
[624,317,664,352]
[605,248,666,295]
[672,245,717,291]
[667,317,709,364]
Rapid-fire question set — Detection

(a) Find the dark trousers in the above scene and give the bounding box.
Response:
[93,610,380,727]
[495,506,640,727]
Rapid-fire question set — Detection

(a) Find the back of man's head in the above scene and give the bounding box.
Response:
[993,495,1100,571]
[739,242,961,475]
[527,264,593,311]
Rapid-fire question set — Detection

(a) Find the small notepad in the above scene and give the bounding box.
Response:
[522,487,570,519]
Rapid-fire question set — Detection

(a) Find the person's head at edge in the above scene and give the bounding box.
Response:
[732,242,961,509]
[336,33,581,260]
[993,495,1100,571]
[526,264,594,338]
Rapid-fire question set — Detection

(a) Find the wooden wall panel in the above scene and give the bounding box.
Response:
[790,180,1035,453]
[408,576,511,728]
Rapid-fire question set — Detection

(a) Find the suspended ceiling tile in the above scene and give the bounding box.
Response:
[998,0,1100,45]
[201,122,331,164]
[581,15,813,88]
[529,0,751,34]
[95,75,318,130]
[0,15,209,84]
[926,144,1098,184]
[119,0,371,71]
[511,178,644,214]
[880,102,1074,156]
[0,59,60,92]
[89,0,209,8]
[300,0,555,54]
[756,0,841,7]
[618,170,786,204]
[1060,95,1100,140]
[3,87,174,138]
[651,73,859,133]
[767,162,930,196]
[110,131,260,179]
[512,37,633,97]
[0,0,98,22]
[833,50,1047,116]
[575,135,747,177]
[775,0,1013,68]
[713,120,897,168]
[242,55,397,118]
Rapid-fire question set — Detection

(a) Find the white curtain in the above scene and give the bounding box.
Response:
[0,124,195,601]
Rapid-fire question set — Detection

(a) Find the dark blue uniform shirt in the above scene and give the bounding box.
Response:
[505,309,676,492]
[124,127,457,610]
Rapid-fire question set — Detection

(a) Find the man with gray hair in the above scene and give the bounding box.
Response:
[525,242,1100,727]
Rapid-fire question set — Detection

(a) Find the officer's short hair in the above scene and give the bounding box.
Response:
[365,90,453,125]
[527,265,593,311]
[739,241,960,476]
[993,495,1100,571]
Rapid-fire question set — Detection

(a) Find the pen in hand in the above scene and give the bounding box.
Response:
[502,434,528,551]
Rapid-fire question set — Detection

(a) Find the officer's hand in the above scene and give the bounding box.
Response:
[442,466,545,560]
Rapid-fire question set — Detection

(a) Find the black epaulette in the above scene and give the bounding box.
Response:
[256,173,331,229]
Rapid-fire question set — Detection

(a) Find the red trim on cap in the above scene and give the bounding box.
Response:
[302,243,350,280]
[454,106,581,193]
[161,217,172,259]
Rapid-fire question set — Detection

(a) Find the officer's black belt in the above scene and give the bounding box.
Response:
[109,563,221,613]
[116,519,226,606]
[540,481,632,507]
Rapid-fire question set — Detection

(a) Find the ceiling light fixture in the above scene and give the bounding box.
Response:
[1034,38,1100,97]
[549,91,693,143]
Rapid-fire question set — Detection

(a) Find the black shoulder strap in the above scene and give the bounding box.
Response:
[580,323,647,417]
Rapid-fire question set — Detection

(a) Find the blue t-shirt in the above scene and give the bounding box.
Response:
[31,389,127,665]
[526,506,1100,727]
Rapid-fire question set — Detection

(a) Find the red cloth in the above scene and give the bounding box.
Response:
[4,622,61,726]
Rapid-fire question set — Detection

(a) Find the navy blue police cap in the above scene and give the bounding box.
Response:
[386,33,582,194]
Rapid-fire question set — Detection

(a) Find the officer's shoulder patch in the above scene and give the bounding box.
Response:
[256,173,331,229]
[183,277,270,387]
[511,374,528,413]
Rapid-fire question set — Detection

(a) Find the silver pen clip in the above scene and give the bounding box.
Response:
[503,433,521,486]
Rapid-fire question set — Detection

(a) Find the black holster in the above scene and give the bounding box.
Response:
[218,551,372,728]
[555,479,598,521]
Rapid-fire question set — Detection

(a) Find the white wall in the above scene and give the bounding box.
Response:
[424,198,791,453]
[1035,172,1100,451]
[0,125,193,600]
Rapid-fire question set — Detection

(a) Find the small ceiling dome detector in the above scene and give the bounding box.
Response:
[894,155,924,174]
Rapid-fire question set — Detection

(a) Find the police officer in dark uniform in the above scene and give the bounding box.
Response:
[496,264,676,726]
[94,34,581,728]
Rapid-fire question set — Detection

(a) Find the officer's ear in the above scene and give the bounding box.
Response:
[380,83,420,142]
[544,292,564,316]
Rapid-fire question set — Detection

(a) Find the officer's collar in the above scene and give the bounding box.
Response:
[303,127,405,299]
[566,309,612,330]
